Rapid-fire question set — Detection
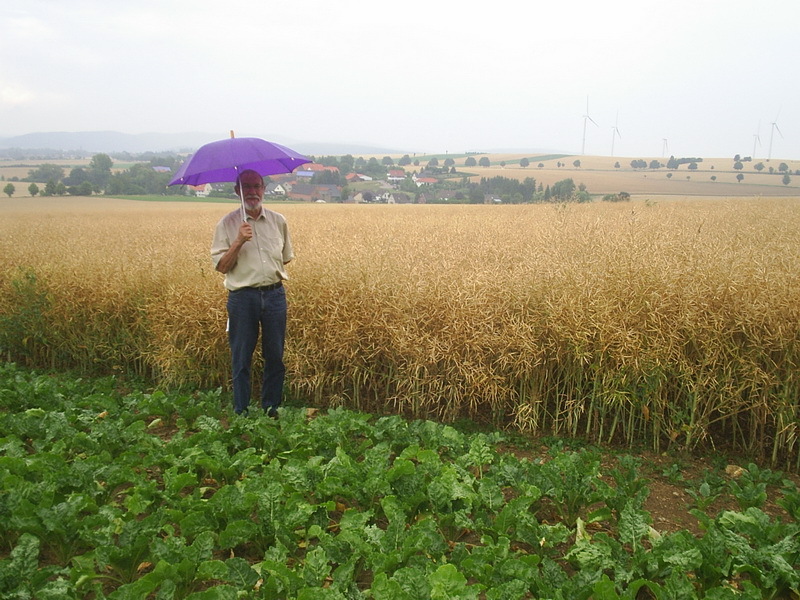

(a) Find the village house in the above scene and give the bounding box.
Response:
[346,172,372,182]
[288,183,341,203]
[385,192,413,204]
[387,168,406,182]
[188,183,212,197]
[265,182,287,196]
[412,173,438,187]
[305,163,340,174]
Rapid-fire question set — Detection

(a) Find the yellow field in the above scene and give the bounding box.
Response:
[448,154,800,196]
[349,152,800,196]
[1,196,799,468]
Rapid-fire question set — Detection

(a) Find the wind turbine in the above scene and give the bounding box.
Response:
[610,111,621,157]
[581,96,598,155]
[662,138,669,158]
[752,121,761,159]
[768,110,783,160]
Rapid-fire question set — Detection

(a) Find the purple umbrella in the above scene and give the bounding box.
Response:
[168,134,311,220]
[168,135,311,186]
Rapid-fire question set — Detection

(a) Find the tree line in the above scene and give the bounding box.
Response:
[13,153,185,196]
[5,152,608,203]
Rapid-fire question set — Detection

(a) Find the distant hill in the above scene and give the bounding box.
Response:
[0,131,403,157]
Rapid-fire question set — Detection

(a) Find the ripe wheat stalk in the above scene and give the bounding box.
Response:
[1,196,798,468]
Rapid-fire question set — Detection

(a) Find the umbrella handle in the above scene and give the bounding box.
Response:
[234,165,246,221]
[238,186,246,222]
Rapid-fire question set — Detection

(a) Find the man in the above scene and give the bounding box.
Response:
[211,169,294,417]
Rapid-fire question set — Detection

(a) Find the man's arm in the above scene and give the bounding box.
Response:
[214,222,252,274]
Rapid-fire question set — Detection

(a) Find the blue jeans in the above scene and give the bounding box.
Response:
[226,286,287,414]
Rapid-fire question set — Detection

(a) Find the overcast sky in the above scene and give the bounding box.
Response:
[2,0,798,159]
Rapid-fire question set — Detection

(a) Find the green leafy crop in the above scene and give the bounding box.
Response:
[0,362,798,599]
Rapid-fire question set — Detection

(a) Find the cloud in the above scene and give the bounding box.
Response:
[1,0,798,158]
[0,83,36,107]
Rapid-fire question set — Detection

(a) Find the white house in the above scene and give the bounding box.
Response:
[189,183,212,197]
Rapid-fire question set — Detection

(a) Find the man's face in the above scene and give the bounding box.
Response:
[236,171,264,212]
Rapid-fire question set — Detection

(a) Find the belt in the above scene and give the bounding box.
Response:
[233,281,283,292]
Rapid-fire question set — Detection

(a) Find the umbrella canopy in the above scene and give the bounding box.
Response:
[168,137,311,186]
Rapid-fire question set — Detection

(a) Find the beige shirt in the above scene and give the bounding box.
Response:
[211,207,294,291]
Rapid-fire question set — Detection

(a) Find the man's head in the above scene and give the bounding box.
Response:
[235,170,265,216]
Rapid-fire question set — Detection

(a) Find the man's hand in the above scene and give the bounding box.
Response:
[238,222,253,243]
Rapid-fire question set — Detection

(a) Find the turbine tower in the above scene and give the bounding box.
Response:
[752,121,761,159]
[581,96,598,155]
[662,138,669,158]
[610,111,621,157]
[768,111,783,160]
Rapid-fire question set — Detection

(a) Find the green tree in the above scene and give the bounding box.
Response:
[65,167,89,186]
[398,154,411,166]
[399,177,417,193]
[778,162,789,173]
[106,163,173,195]
[478,156,490,167]
[464,157,477,167]
[468,186,484,203]
[754,162,765,172]
[733,161,743,170]
[3,183,15,197]
[339,155,355,174]
[89,153,113,189]
[43,180,57,196]
[26,164,65,183]
[311,170,341,185]
[520,157,530,168]
[736,173,744,182]
[381,156,394,166]
[28,183,40,197]
[782,173,791,185]
[551,178,576,200]
[573,159,581,168]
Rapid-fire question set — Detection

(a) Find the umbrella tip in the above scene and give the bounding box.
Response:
[230,130,235,138]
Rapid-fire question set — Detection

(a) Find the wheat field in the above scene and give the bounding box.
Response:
[1,195,799,468]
